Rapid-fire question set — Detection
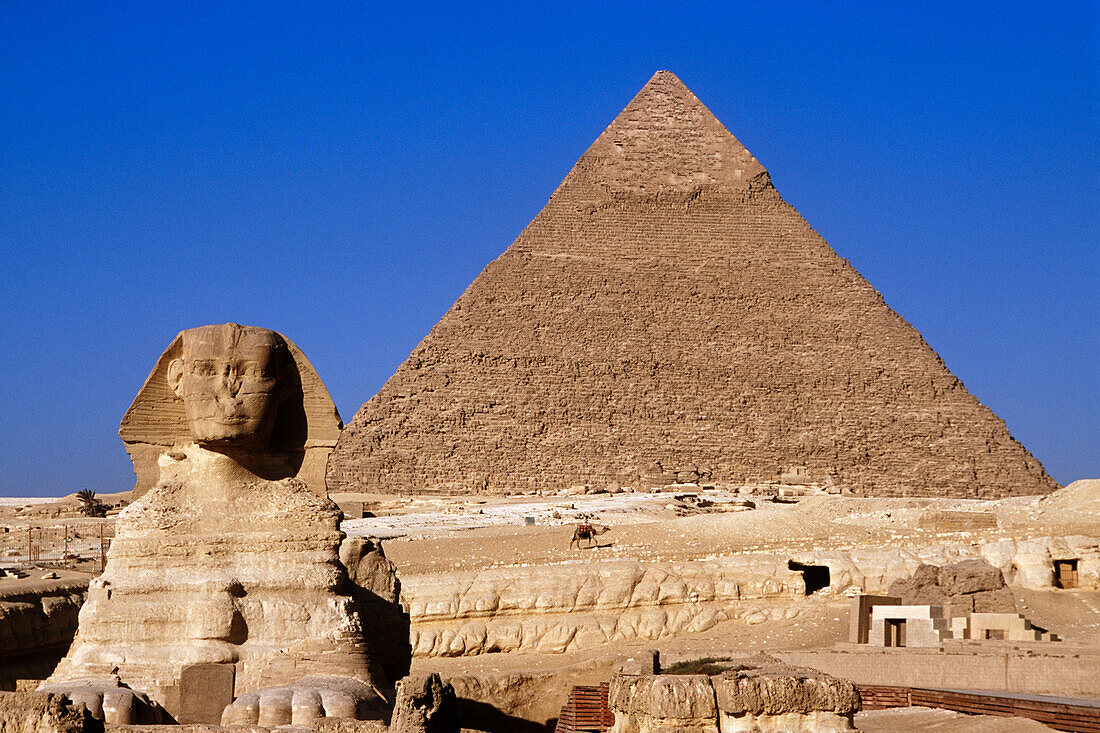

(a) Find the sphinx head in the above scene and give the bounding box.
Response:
[166,324,292,452]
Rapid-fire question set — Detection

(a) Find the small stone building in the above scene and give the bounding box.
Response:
[853,595,1061,647]
[869,605,953,648]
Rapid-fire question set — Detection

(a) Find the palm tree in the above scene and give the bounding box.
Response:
[76,489,104,517]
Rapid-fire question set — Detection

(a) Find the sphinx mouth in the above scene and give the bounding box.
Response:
[215,416,249,425]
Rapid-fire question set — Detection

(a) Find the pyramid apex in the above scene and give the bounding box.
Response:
[646,69,687,84]
[560,71,767,196]
[636,69,696,98]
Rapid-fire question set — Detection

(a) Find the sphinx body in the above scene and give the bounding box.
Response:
[45,324,396,724]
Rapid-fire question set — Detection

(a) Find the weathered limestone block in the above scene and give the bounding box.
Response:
[937,559,1006,595]
[918,510,998,531]
[712,666,859,727]
[389,673,458,733]
[609,674,717,733]
[609,665,859,733]
[0,691,101,733]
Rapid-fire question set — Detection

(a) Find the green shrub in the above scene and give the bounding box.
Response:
[661,657,749,675]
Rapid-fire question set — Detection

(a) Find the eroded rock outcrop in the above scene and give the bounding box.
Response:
[405,556,805,657]
[0,583,86,690]
[0,691,101,733]
[401,536,1098,657]
[389,674,458,733]
[889,559,1015,617]
[712,663,859,732]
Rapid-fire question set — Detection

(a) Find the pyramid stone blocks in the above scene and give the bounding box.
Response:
[328,71,1056,498]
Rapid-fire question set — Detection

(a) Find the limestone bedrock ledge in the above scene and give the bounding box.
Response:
[0,581,89,690]
[401,536,1097,657]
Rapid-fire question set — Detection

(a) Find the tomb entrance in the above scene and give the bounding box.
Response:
[1054,559,1079,589]
[789,561,831,595]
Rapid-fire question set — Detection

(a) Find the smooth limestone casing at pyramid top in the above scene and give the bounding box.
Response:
[329,71,1056,498]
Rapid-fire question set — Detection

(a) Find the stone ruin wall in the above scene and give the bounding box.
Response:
[328,72,1055,499]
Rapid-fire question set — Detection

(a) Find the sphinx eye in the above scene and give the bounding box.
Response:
[191,360,217,376]
[243,363,272,379]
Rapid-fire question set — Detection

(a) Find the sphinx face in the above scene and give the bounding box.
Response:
[168,324,286,450]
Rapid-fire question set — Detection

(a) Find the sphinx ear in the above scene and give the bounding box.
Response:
[167,358,185,398]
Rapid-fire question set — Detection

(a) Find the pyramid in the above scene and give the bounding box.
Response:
[328,71,1056,498]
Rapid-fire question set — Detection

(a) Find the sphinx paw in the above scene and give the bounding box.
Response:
[221,676,384,726]
[37,680,162,724]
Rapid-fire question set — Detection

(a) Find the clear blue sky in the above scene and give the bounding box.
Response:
[1,3,1096,497]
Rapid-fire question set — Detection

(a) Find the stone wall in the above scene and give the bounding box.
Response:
[0,582,88,691]
[329,71,1055,499]
[775,645,1100,700]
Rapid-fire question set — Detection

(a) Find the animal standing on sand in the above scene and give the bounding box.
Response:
[570,519,610,549]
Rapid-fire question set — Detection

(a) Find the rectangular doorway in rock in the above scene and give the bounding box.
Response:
[789,561,831,594]
[984,629,1006,640]
[1054,559,1079,589]
[885,619,906,647]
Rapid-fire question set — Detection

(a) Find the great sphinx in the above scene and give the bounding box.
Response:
[43,323,409,726]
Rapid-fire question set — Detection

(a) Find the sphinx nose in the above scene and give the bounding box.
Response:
[220,367,243,398]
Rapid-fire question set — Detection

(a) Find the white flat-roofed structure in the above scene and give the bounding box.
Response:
[870,605,952,647]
